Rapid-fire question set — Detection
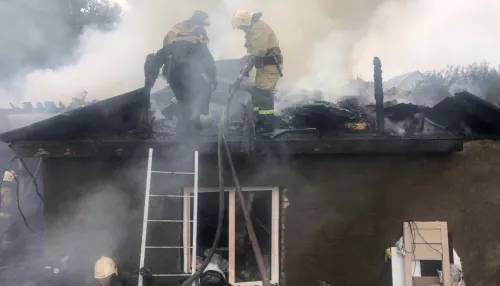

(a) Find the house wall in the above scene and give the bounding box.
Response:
[43,141,500,285]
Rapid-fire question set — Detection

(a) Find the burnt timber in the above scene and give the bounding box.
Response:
[3,68,500,157]
[0,86,465,157]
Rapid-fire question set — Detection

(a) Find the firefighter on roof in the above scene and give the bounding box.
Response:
[231,9,283,134]
[144,11,217,132]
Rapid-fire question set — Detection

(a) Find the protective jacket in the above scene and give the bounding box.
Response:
[144,19,217,131]
[244,14,282,90]
[240,13,282,133]
[145,20,217,93]
[162,20,217,86]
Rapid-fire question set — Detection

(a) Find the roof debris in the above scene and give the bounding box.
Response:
[0,59,498,156]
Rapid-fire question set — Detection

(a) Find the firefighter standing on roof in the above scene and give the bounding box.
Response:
[144,11,217,132]
[231,9,283,133]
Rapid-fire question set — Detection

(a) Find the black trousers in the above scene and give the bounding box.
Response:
[251,88,275,133]
[167,66,211,132]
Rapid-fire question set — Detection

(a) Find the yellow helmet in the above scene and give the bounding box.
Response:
[231,9,253,29]
[94,256,117,279]
[2,171,15,183]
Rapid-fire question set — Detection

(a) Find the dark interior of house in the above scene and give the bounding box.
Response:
[195,191,273,282]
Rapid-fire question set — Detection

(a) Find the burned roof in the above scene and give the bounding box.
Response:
[0,91,466,157]
[7,59,500,157]
[0,88,150,143]
[426,91,500,138]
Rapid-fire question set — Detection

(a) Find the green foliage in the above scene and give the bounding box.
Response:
[413,62,500,106]
[69,0,123,33]
[426,62,500,86]
[0,0,123,81]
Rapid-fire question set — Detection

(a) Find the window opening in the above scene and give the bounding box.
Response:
[184,187,280,286]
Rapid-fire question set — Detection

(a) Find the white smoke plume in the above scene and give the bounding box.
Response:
[2,0,500,106]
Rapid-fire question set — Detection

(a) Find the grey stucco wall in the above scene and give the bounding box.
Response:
[43,141,500,285]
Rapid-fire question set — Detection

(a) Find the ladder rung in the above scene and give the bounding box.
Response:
[151,171,195,175]
[152,274,192,277]
[147,220,192,223]
[146,246,192,249]
[140,149,200,283]
[149,194,194,198]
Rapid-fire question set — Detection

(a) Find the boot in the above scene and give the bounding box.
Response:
[256,114,275,134]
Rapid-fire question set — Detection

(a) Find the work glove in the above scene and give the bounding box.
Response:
[211,79,218,91]
[240,54,251,64]
[239,54,253,77]
[240,55,255,78]
[241,67,250,78]
[144,76,155,91]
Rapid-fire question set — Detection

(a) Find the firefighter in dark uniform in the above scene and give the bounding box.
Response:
[231,10,283,133]
[144,11,217,132]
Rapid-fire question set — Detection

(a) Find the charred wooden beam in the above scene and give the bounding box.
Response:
[373,57,385,133]
[9,134,464,158]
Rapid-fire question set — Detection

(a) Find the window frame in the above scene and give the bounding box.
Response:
[183,186,280,286]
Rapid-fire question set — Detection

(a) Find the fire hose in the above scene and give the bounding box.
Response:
[179,70,271,286]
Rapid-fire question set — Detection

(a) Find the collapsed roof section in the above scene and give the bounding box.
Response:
[426,91,500,138]
[0,91,466,157]
[3,59,498,157]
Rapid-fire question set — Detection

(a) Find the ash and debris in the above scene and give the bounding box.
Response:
[146,59,500,140]
[2,60,500,143]
[150,94,458,139]
[278,101,355,132]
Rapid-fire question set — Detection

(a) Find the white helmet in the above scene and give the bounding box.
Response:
[231,9,253,29]
[94,256,117,279]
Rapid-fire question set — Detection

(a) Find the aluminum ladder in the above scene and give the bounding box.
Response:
[138,148,199,286]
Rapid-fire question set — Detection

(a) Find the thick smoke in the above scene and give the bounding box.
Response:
[2,0,500,106]
[351,0,500,78]
[0,1,73,74]
[45,181,139,280]
[0,0,75,103]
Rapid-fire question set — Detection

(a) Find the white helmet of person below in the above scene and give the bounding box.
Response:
[94,256,118,279]
[231,9,253,29]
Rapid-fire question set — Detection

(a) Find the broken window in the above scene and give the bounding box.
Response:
[183,187,280,286]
